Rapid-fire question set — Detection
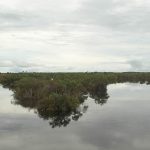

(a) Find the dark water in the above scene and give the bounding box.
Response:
[0,83,150,150]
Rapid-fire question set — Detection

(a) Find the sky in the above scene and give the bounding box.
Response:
[0,0,150,72]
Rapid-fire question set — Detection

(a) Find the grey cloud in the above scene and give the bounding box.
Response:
[127,59,150,71]
[0,60,42,68]
[0,0,80,31]
[0,60,14,67]
[1,0,150,33]
[0,0,150,72]
[0,8,36,30]
[128,60,143,70]
[76,0,150,32]
[0,8,51,31]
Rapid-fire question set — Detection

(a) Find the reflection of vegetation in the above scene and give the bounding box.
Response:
[89,83,109,105]
[0,72,150,127]
[37,94,78,128]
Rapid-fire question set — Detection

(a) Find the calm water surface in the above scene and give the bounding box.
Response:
[0,83,150,150]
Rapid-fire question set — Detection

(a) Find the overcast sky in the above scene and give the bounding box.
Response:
[0,0,150,72]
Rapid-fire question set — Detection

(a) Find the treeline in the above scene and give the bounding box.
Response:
[0,72,150,127]
[0,72,150,88]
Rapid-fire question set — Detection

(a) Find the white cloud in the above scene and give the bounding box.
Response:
[0,0,150,72]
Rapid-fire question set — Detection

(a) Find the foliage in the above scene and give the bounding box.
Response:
[1,72,150,127]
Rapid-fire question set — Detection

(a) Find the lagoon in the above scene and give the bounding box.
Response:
[0,83,150,150]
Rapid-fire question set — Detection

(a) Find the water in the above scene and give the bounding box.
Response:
[0,83,150,150]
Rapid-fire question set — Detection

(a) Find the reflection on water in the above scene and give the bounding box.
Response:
[0,86,33,115]
[1,83,150,150]
[12,83,109,128]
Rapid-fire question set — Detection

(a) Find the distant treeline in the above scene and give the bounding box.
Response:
[0,72,150,88]
[0,72,150,127]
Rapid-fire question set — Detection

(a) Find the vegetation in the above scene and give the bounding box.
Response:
[0,72,150,127]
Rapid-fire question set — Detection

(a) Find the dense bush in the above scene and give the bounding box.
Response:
[1,72,150,127]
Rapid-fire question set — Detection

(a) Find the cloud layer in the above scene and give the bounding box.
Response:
[0,0,150,72]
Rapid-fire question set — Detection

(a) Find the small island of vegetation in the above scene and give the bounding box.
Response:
[0,72,150,127]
